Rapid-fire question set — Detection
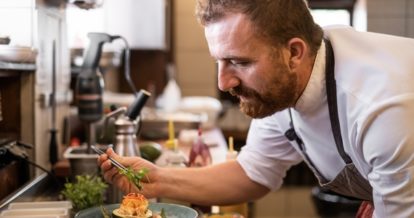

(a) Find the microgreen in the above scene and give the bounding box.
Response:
[61,175,108,212]
[119,167,149,190]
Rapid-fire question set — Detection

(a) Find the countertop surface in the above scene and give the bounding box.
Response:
[0,45,37,71]
[0,128,229,212]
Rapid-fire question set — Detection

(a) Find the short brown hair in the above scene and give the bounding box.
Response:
[195,0,323,55]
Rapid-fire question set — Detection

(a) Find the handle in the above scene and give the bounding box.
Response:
[82,32,120,70]
[125,89,151,120]
[99,107,127,140]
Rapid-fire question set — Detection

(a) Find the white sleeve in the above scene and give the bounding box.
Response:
[356,95,414,217]
[237,113,303,191]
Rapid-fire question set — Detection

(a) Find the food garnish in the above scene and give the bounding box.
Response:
[119,167,149,190]
[100,205,111,218]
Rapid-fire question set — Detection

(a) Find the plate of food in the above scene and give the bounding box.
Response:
[75,193,198,218]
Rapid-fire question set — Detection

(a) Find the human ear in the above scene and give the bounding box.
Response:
[287,38,307,70]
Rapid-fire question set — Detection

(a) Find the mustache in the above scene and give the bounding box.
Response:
[228,85,255,98]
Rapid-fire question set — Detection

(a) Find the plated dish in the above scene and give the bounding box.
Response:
[75,203,197,218]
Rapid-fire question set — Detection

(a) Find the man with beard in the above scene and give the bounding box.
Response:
[98,0,414,217]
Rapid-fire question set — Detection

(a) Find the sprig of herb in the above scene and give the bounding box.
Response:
[119,167,149,190]
[100,205,111,218]
[160,208,167,218]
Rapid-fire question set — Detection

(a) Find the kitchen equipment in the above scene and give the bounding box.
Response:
[0,36,10,45]
[75,32,138,153]
[63,145,101,177]
[8,201,72,210]
[90,145,126,171]
[69,0,104,10]
[100,89,150,203]
[0,208,69,218]
[101,89,151,157]
[76,33,113,153]
[140,110,203,140]
[179,96,223,129]
[0,91,3,122]
[49,40,58,165]
[0,140,30,200]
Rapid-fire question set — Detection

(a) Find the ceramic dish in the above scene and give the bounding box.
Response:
[75,202,198,218]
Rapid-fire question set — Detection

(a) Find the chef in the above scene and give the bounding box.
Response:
[99,0,414,217]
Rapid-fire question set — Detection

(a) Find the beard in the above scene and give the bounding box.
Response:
[229,61,298,118]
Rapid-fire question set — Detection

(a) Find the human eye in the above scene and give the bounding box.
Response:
[229,59,250,67]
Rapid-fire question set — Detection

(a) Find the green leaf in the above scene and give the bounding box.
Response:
[61,175,108,211]
[119,167,149,190]
[160,208,167,218]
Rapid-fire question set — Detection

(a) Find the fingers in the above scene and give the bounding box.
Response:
[103,167,119,184]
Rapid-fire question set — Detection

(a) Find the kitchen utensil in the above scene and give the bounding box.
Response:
[90,145,126,171]
[100,89,151,157]
[0,91,3,122]
[49,40,58,165]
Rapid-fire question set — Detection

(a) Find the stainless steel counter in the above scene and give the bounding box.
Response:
[0,62,36,71]
[0,173,62,211]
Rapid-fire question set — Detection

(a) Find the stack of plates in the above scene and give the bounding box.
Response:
[0,201,72,218]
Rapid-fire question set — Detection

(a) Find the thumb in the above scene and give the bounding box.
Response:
[105,147,125,165]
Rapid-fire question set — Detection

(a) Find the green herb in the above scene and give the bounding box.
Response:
[160,208,167,218]
[119,167,149,190]
[100,205,111,218]
[61,175,108,212]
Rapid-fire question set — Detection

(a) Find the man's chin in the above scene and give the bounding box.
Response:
[239,102,277,119]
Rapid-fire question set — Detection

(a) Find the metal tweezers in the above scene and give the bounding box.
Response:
[91,145,127,171]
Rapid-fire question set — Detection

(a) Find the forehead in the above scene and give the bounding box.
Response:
[204,13,264,58]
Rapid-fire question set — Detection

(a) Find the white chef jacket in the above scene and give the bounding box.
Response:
[237,25,414,217]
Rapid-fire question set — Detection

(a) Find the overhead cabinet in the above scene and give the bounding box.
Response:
[67,0,169,50]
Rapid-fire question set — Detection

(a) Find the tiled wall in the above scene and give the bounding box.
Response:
[367,0,414,37]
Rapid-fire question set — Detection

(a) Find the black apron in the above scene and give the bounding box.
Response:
[284,39,373,201]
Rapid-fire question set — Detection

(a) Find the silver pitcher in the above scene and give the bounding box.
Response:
[101,89,151,203]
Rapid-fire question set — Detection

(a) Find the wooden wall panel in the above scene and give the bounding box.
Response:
[118,50,168,99]
[0,74,21,140]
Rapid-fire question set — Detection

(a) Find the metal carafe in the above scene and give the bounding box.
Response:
[102,89,150,203]
[102,89,151,157]
[113,114,140,156]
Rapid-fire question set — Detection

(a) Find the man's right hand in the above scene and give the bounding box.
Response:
[97,148,160,198]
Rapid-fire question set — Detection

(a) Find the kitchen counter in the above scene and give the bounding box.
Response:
[0,61,36,72]
[0,45,36,72]
[0,173,63,211]
[0,128,229,214]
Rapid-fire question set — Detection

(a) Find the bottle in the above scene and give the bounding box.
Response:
[189,128,213,213]
[164,120,187,167]
[165,139,187,168]
[188,128,212,167]
[157,63,181,112]
[219,136,249,217]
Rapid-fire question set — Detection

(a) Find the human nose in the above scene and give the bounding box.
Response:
[217,63,239,92]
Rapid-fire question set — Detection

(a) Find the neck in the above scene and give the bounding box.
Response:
[294,53,317,104]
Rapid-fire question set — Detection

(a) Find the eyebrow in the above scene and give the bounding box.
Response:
[215,55,251,61]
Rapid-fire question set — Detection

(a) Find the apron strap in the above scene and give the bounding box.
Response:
[324,39,353,164]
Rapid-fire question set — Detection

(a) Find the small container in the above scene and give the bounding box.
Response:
[63,145,100,177]
[0,208,69,218]
[8,201,72,210]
